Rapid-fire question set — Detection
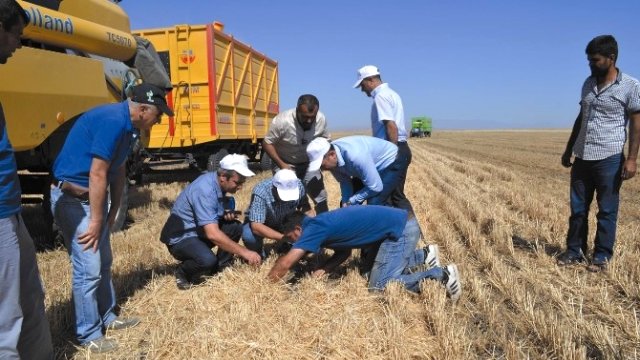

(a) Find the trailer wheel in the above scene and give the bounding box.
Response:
[108,180,129,232]
[260,152,274,172]
[207,148,229,172]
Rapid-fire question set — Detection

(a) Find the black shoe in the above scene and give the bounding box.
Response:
[175,268,192,290]
[587,257,609,272]
[557,252,584,266]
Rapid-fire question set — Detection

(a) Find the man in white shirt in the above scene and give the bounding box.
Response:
[353,65,414,214]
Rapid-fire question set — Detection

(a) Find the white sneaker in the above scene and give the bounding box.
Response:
[424,244,440,269]
[443,264,462,302]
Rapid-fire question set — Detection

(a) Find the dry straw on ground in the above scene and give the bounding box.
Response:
[25,130,640,359]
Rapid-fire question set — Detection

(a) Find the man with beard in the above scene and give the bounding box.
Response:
[262,94,329,214]
[559,35,640,272]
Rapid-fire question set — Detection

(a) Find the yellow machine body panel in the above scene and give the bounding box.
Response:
[1,0,137,153]
[0,48,114,151]
[134,23,279,150]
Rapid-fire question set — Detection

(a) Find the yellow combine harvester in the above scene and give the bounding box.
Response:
[0,0,278,239]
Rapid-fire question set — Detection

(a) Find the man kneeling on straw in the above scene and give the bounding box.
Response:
[268,205,462,301]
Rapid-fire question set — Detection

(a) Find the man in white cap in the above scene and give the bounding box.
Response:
[242,169,306,258]
[50,82,173,352]
[306,136,412,210]
[353,65,414,215]
[160,154,260,290]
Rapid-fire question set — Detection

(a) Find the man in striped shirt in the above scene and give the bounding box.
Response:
[559,35,640,272]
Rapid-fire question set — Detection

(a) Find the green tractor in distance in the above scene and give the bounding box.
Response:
[410,116,432,138]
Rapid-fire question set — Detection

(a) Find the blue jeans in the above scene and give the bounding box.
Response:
[50,187,116,345]
[368,218,443,292]
[566,154,623,262]
[167,220,242,280]
[242,222,266,258]
[0,214,53,359]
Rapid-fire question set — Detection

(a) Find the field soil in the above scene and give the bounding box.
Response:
[26,130,640,359]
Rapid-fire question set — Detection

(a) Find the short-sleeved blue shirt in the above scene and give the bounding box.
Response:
[0,102,21,218]
[292,205,408,254]
[160,172,225,246]
[53,101,134,187]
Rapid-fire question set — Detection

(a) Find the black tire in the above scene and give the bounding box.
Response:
[206,148,229,172]
[109,180,129,233]
[260,152,274,172]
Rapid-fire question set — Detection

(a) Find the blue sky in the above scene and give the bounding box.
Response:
[120,1,640,131]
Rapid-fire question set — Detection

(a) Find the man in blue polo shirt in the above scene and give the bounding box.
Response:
[0,1,54,358]
[160,154,261,290]
[50,83,173,353]
[353,65,414,214]
[242,169,305,258]
[268,206,461,301]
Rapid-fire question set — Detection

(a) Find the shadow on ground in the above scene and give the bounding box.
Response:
[46,257,174,359]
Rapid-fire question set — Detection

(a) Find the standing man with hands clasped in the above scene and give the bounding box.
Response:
[51,83,174,353]
[262,94,330,214]
[559,35,640,272]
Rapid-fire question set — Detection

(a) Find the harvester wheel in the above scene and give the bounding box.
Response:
[206,148,229,172]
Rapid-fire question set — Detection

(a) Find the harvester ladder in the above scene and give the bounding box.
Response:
[175,25,195,144]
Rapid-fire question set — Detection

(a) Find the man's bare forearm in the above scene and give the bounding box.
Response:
[564,113,582,153]
[627,113,640,160]
[262,141,289,169]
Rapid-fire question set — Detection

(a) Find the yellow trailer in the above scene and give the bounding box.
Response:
[134,22,279,170]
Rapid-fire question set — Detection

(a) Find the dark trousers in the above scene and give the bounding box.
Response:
[566,153,623,262]
[367,142,415,214]
[168,220,243,280]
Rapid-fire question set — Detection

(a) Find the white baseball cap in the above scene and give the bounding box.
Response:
[219,154,255,177]
[272,169,300,201]
[306,137,331,172]
[353,65,380,88]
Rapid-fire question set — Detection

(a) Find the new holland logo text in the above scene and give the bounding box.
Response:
[24,6,73,34]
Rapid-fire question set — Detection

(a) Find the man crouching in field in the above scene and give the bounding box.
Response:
[559,35,640,272]
[160,154,261,290]
[268,205,461,301]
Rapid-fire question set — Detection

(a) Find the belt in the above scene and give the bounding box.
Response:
[52,179,89,201]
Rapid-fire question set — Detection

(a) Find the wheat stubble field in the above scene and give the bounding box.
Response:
[26,130,640,359]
